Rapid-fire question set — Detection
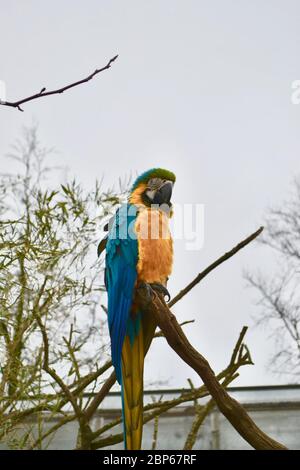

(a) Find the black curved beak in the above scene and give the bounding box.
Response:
[152,181,173,205]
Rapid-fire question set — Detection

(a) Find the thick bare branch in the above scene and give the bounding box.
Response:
[89,326,252,448]
[84,372,116,421]
[139,291,287,450]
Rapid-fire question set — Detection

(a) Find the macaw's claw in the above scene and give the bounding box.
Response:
[150,283,171,302]
[138,282,154,303]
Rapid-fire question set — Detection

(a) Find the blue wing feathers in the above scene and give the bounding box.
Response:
[106,204,139,383]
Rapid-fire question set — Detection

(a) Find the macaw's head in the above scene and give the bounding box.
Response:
[129,168,176,212]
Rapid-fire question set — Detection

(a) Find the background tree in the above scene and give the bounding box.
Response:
[247,178,300,377]
[0,129,285,450]
[0,127,121,446]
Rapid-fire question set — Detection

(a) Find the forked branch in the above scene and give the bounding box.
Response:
[138,290,287,450]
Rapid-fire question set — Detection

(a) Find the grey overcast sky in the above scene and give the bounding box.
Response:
[1,0,300,388]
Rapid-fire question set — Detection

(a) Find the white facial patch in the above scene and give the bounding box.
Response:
[145,188,156,200]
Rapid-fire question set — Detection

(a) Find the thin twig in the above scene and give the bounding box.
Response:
[0,55,118,112]
[230,326,249,365]
[34,313,82,418]
[168,226,264,308]
[154,319,195,338]
[151,415,159,450]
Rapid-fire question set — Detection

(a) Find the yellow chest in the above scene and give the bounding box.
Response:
[134,208,173,285]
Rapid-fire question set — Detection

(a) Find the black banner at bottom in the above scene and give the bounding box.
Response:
[0,449,296,466]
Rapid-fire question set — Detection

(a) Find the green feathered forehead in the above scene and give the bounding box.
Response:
[131,168,176,191]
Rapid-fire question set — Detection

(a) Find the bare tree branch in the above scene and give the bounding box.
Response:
[89,325,253,449]
[84,372,116,422]
[0,55,118,112]
[246,178,300,375]
[34,312,83,420]
[169,226,264,307]
[138,290,287,450]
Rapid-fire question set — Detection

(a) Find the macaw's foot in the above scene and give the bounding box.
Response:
[138,282,155,304]
[150,283,171,302]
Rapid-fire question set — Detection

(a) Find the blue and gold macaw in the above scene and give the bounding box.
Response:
[98,168,175,450]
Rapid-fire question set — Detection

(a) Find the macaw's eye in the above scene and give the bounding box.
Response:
[147,178,163,189]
